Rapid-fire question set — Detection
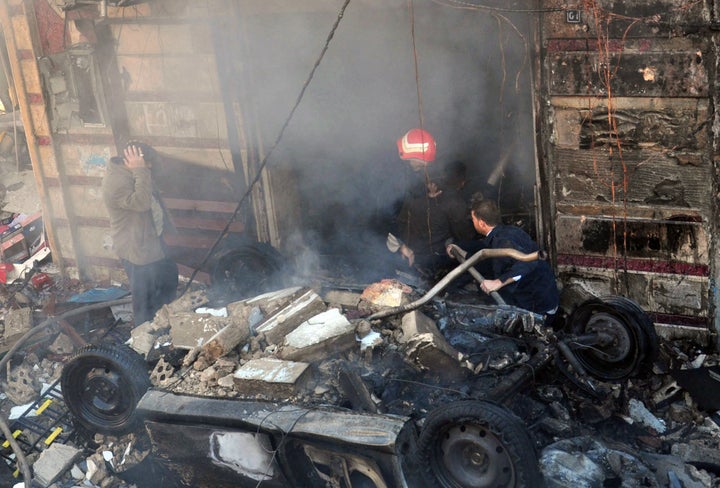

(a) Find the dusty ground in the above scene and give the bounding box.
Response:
[2,281,719,488]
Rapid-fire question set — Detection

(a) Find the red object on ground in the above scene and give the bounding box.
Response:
[31,272,52,290]
[0,263,13,283]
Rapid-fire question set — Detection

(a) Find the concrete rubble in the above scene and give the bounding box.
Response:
[0,274,719,487]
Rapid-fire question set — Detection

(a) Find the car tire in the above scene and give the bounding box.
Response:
[568,297,658,381]
[416,400,542,488]
[210,242,287,300]
[61,344,150,435]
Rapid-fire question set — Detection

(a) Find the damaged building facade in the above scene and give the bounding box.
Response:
[0,0,718,344]
[1,2,720,487]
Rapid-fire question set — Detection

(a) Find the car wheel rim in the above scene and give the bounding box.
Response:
[79,364,132,422]
[569,300,650,381]
[585,312,633,363]
[438,423,514,487]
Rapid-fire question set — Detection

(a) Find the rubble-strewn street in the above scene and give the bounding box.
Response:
[1,1,720,487]
[1,258,720,487]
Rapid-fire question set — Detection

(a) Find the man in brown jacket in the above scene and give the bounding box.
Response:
[102,142,178,326]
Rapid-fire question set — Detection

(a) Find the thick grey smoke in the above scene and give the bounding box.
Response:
[222,1,535,281]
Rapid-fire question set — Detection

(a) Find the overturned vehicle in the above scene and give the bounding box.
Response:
[60,246,659,488]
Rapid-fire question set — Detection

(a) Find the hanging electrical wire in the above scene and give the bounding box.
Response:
[408,0,425,130]
[405,0,439,258]
[581,0,646,293]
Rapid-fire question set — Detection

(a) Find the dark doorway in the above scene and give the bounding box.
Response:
[214,2,536,281]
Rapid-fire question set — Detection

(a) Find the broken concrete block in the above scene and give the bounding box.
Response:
[170,312,229,349]
[163,289,210,315]
[223,302,253,322]
[32,443,83,487]
[217,374,235,388]
[540,445,605,486]
[86,452,109,485]
[640,451,710,488]
[233,358,310,398]
[218,287,307,341]
[628,398,666,433]
[5,363,38,405]
[402,335,468,382]
[322,289,362,308]
[671,442,720,470]
[70,464,84,480]
[128,331,155,358]
[237,286,303,317]
[255,288,327,345]
[150,358,175,386]
[4,307,32,338]
[278,308,356,362]
[652,379,682,407]
[200,366,219,386]
[400,310,443,340]
[129,319,169,359]
[110,302,133,322]
[399,311,467,381]
[399,310,458,354]
[187,309,255,370]
[361,280,410,308]
[667,402,695,424]
[214,357,238,372]
[47,333,74,356]
[538,417,573,437]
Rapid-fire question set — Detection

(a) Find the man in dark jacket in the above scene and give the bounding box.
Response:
[394,129,476,276]
[102,142,178,325]
[453,198,559,320]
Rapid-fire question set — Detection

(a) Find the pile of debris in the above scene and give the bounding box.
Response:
[1,275,720,487]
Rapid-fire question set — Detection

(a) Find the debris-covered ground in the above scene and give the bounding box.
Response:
[1,258,720,487]
[1,147,719,487]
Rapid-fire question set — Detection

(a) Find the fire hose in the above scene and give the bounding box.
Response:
[367,247,544,321]
[446,243,506,305]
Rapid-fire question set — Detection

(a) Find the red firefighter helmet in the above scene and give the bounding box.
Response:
[396,128,437,163]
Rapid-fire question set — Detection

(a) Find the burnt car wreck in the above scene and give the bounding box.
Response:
[54,246,666,488]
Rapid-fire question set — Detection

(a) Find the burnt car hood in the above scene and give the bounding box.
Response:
[135,388,415,488]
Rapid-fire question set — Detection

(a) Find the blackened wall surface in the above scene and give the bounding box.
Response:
[538,0,717,333]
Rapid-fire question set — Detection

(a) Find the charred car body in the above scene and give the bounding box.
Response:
[60,247,659,488]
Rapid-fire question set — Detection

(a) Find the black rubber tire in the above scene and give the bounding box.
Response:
[417,400,542,488]
[568,297,657,381]
[61,344,151,435]
[210,242,287,299]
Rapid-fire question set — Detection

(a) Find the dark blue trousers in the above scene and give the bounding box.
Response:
[122,258,178,325]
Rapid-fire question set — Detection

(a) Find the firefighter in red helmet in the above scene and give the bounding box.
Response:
[392,128,476,276]
[397,127,437,168]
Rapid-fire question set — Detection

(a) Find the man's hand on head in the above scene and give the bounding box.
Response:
[123,145,147,169]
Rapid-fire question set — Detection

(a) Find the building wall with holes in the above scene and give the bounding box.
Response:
[537,0,718,340]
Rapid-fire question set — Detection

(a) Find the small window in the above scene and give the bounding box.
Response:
[67,44,108,128]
